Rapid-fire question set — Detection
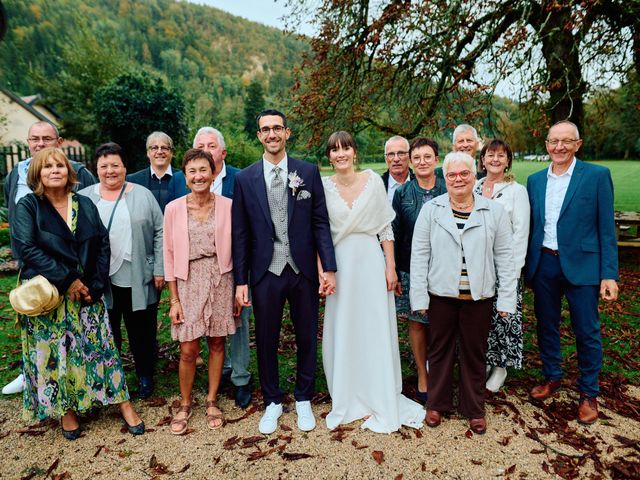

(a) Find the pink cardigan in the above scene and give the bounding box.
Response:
[163,195,233,281]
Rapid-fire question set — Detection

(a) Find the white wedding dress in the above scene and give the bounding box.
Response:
[322,170,425,433]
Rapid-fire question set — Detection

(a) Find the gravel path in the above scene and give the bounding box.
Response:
[1,383,639,479]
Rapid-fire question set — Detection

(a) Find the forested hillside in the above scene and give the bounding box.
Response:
[0,0,307,161]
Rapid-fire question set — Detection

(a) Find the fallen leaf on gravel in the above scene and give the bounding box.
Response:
[471,460,483,465]
[145,397,167,408]
[51,473,70,480]
[150,455,158,468]
[242,435,265,447]
[421,462,426,471]
[177,464,190,473]
[530,449,545,454]
[246,445,286,461]
[465,430,473,439]
[282,452,313,461]
[607,445,614,454]
[372,451,384,465]
[351,440,368,450]
[280,424,292,432]
[116,438,126,445]
[226,404,258,424]
[0,431,9,439]
[223,436,240,449]
[506,464,516,474]
[278,434,293,444]
[414,429,423,438]
[394,475,403,480]
[45,458,59,477]
[16,429,45,436]
[268,438,278,447]
[331,431,347,442]
[156,416,172,427]
[613,434,638,448]
[498,436,511,446]
[94,445,105,458]
[182,428,195,435]
[21,472,37,480]
[542,462,550,474]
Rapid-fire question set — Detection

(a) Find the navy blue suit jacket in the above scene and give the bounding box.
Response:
[126,167,188,212]
[232,157,337,286]
[221,164,239,199]
[525,159,619,285]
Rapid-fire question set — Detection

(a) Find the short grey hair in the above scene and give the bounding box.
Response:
[452,124,479,143]
[146,131,174,150]
[28,121,60,138]
[548,120,580,139]
[384,135,409,153]
[442,152,477,177]
[193,126,226,150]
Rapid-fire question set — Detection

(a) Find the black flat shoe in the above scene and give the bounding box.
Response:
[125,420,145,436]
[137,377,154,399]
[61,425,81,441]
[235,384,252,409]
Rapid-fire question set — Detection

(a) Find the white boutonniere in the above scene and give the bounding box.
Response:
[288,171,305,196]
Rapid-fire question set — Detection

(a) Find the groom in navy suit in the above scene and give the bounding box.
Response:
[232,109,337,434]
[526,120,619,425]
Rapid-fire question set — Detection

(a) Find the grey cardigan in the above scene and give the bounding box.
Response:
[79,183,164,311]
[409,193,517,313]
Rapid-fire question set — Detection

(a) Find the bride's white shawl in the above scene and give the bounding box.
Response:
[323,170,396,246]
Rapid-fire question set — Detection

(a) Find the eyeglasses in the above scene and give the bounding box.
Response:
[545,138,579,147]
[385,151,409,160]
[148,145,172,152]
[259,125,286,135]
[27,136,57,144]
[411,155,436,164]
[445,170,473,181]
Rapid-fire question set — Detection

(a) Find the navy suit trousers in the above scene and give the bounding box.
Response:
[251,266,319,405]
[532,251,602,397]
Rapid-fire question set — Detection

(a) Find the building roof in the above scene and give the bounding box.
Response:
[0,86,51,123]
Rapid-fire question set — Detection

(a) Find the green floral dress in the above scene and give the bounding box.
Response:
[20,196,129,421]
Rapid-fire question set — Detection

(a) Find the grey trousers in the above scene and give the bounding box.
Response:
[223,304,252,386]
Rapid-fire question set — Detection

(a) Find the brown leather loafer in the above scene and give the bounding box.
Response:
[530,380,562,400]
[469,417,487,434]
[426,410,442,428]
[577,395,598,425]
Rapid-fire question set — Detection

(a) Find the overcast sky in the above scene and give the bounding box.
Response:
[191,1,314,34]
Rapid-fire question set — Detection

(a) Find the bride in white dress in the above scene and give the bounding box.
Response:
[320,131,425,433]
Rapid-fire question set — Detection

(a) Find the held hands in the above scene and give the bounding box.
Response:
[318,271,336,297]
[394,279,402,297]
[600,279,619,301]
[233,298,243,317]
[498,311,508,318]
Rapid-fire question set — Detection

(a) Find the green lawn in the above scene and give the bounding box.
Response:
[335,160,640,211]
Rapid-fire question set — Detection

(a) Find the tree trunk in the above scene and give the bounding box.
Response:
[537,1,585,140]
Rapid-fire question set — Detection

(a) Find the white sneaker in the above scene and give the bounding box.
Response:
[2,374,25,395]
[486,367,508,392]
[295,400,316,432]
[258,402,282,435]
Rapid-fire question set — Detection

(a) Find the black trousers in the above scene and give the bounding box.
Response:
[109,284,157,379]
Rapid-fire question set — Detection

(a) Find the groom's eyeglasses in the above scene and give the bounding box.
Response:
[259,125,286,135]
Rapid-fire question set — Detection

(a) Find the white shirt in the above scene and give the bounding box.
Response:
[387,171,410,203]
[150,164,173,180]
[543,158,576,250]
[262,155,288,190]
[211,162,227,194]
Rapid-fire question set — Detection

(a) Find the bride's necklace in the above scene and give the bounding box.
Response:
[450,196,474,210]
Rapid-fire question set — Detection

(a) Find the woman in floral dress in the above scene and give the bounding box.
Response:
[12,147,143,440]
[164,148,239,435]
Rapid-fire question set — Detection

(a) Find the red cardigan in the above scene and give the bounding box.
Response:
[163,195,233,281]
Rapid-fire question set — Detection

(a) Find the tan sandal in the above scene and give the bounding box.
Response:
[205,400,225,430]
[170,404,192,435]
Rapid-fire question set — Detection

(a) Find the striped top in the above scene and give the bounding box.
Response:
[452,209,471,297]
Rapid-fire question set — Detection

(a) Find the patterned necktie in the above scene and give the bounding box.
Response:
[271,166,285,198]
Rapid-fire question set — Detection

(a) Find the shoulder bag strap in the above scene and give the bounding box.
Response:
[106,182,127,233]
